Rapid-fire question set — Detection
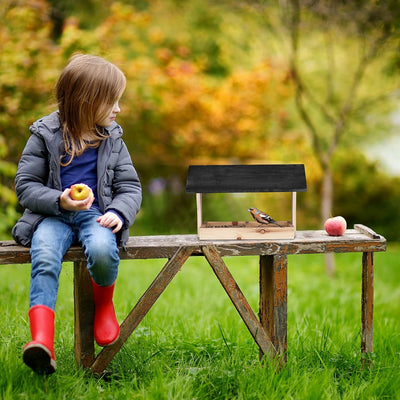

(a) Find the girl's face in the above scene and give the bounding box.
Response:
[97,101,121,127]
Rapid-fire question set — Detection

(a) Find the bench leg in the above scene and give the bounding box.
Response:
[90,246,194,375]
[73,261,95,369]
[203,245,276,358]
[259,255,287,363]
[361,251,374,367]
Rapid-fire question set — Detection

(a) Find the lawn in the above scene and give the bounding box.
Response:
[0,244,399,399]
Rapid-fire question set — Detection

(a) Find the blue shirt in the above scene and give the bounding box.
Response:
[60,148,124,225]
[61,147,99,209]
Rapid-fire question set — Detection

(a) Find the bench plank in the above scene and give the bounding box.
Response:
[0,226,386,264]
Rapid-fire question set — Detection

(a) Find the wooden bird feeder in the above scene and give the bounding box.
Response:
[186,164,307,240]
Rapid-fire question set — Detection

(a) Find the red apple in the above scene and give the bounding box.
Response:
[324,216,347,236]
[70,183,93,201]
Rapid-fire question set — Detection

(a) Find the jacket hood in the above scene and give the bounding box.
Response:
[29,111,123,141]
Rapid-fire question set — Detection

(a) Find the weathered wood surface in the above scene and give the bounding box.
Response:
[361,251,374,367]
[73,261,95,368]
[203,245,276,357]
[0,224,385,374]
[0,225,386,265]
[90,245,278,374]
[259,255,287,363]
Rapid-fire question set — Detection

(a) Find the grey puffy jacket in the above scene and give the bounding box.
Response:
[12,111,142,247]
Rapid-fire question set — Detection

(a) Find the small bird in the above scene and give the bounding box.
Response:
[248,207,282,227]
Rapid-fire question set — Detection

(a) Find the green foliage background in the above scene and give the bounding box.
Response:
[1,0,400,239]
[1,249,399,398]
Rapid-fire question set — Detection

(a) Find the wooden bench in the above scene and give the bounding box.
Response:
[0,224,386,374]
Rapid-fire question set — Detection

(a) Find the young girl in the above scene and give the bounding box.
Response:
[12,54,142,375]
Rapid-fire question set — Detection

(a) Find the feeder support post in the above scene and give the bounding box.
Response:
[196,193,203,230]
[291,192,297,230]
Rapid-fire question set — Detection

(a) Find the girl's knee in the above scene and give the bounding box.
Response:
[87,239,119,263]
[85,240,119,286]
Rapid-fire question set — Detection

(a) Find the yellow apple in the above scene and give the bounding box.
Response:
[70,183,92,201]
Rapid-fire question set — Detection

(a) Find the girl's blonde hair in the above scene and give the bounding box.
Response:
[56,54,126,166]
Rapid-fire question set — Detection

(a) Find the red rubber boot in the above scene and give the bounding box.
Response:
[92,279,120,346]
[23,305,56,375]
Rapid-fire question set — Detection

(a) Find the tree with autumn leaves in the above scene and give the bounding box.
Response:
[0,0,61,234]
[1,0,295,235]
[1,0,400,241]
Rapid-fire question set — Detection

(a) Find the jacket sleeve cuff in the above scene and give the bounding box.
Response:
[108,209,125,226]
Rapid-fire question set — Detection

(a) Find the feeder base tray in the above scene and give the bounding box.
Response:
[198,221,295,240]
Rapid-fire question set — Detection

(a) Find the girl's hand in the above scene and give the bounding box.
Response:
[59,188,94,211]
[97,212,123,233]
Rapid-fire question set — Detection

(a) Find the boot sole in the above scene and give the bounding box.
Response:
[96,332,120,347]
[23,343,56,375]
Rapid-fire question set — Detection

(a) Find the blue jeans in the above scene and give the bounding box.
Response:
[29,208,119,310]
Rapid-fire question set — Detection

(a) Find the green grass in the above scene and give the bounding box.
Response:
[0,244,399,399]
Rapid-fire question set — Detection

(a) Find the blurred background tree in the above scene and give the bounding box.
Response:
[244,0,400,271]
[1,0,400,242]
[0,0,61,236]
[283,0,400,224]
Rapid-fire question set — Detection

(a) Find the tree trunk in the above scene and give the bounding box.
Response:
[321,166,335,275]
[321,166,333,222]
